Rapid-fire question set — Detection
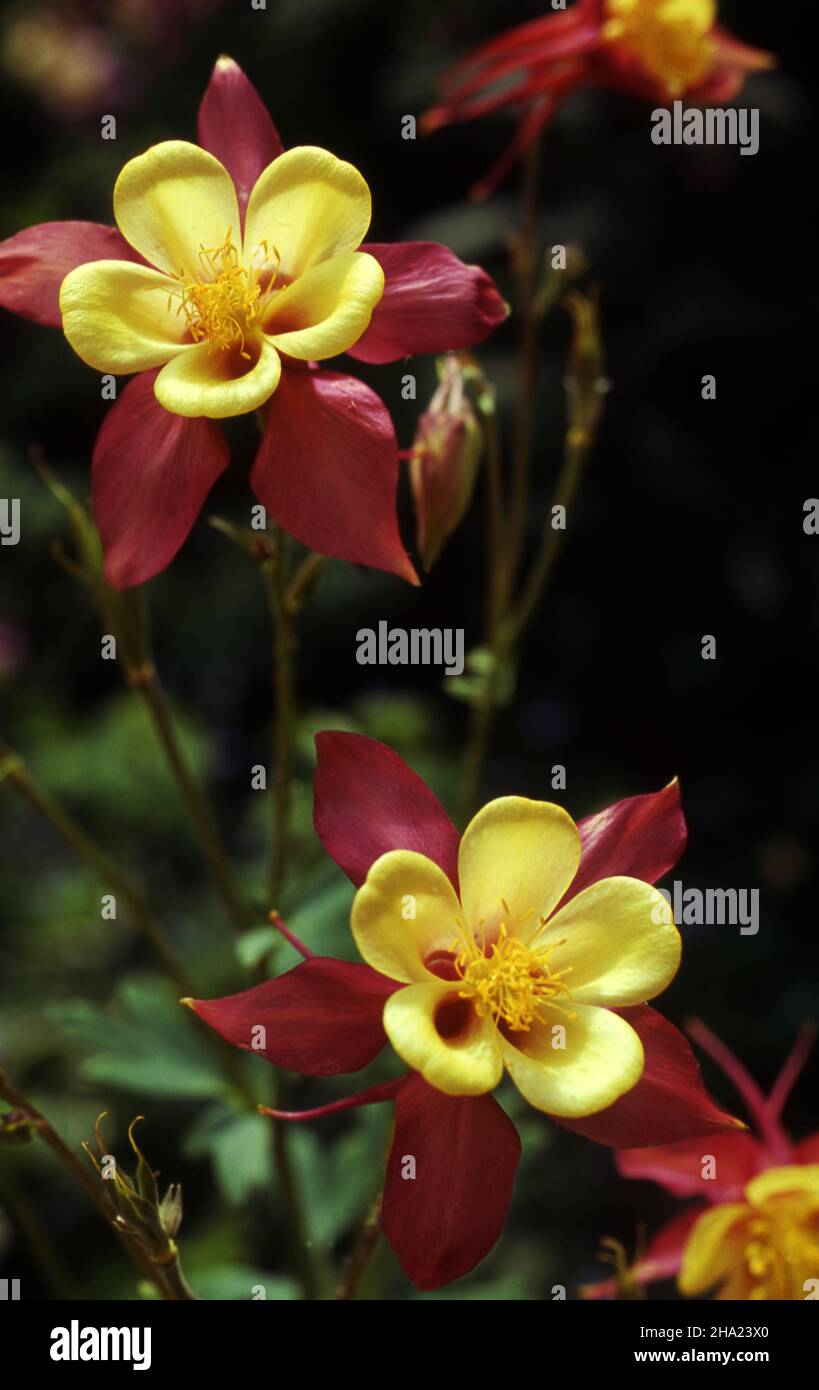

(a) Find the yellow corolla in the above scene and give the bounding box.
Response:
[351,796,681,1116]
[603,0,717,95]
[680,1166,819,1300]
[59,141,384,419]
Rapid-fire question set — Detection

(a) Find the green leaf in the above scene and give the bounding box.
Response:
[188,1264,298,1301]
[26,696,212,837]
[47,976,230,1100]
[183,1103,271,1207]
[288,1107,388,1251]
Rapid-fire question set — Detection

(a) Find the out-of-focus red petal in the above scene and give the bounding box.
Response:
[583,1204,706,1299]
[563,778,686,905]
[792,1134,819,1165]
[188,958,397,1076]
[0,222,138,328]
[251,368,417,583]
[430,0,599,101]
[709,26,775,78]
[639,1203,707,1283]
[382,1074,520,1290]
[313,731,461,888]
[92,370,229,589]
[556,1007,744,1148]
[348,242,508,365]
[616,1131,763,1202]
[197,56,284,225]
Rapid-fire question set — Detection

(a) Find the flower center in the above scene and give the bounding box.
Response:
[602,0,717,95]
[741,1191,819,1299]
[168,229,278,357]
[453,920,573,1032]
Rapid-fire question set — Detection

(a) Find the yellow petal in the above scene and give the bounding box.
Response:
[499,1002,644,1116]
[745,1164,819,1208]
[59,260,188,373]
[114,141,241,280]
[679,1203,749,1296]
[243,146,372,282]
[153,337,281,419]
[458,797,581,943]
[264,251,384,360]
[350,850,464,984]
[384,982,503,1096]
[533,876,681,1006]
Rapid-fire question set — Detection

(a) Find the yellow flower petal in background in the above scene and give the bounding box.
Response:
[59,259,189,373]
[264,251,384,360]
[243,146,372,282]
[153,336,281,419]
[458,797,581,942]
[350,850,464,984]
[679,1203,749,1295]
[745,1164,819,1207]
[500,1002,644,1115]
[114,141,241,280]
[534,876,680,1006]
[603,0,717,95]
[384,981,503,1095]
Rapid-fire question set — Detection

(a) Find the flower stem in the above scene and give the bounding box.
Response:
[269,1075,322,1301]
[334,1192,382,1300]
[0,1067,196,1299]
[504,412,596,647]
[129,661,252,935]
[255,526,326,1299]
[0,737,261,1105]
[0,1166,75,1298]
[460,138,544,821]
[505,130,545,602]
[263,532,298,903]
[0,738,192,996]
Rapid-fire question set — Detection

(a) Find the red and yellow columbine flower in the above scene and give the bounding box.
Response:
[189,732,741,1289]
[0,57,506,588]
[424,0,773,195]
[585,1023,819,1299]
[349,792,681,1113]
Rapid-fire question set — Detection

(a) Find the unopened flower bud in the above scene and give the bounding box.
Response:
[408,356,484,571]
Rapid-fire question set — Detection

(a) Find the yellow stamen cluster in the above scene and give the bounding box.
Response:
[169,230,278,358]
[453,918,573,1032]
[741,1192,819,1299]
[603,0,717,95]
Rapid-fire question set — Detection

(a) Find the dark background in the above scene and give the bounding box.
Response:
[0,0,816,1300]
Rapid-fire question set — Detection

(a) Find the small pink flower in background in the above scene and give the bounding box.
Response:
[0,0,226,119]
[0,615,28,683]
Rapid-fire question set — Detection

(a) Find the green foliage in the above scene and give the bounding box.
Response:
[183,1104,272,1208]
[26,696,212,838]
[288,1108,390,1252]
[47,976,231,1101]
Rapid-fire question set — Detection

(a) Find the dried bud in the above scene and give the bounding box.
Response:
[83,1113,184,1260]
[0,1108,38,1147]
[408,356,484,571]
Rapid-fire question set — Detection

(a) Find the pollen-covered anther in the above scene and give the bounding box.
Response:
[742,1199,819,1299]
[453,922,574,1031]
[169,229,278,358]
[602,0,718,95]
